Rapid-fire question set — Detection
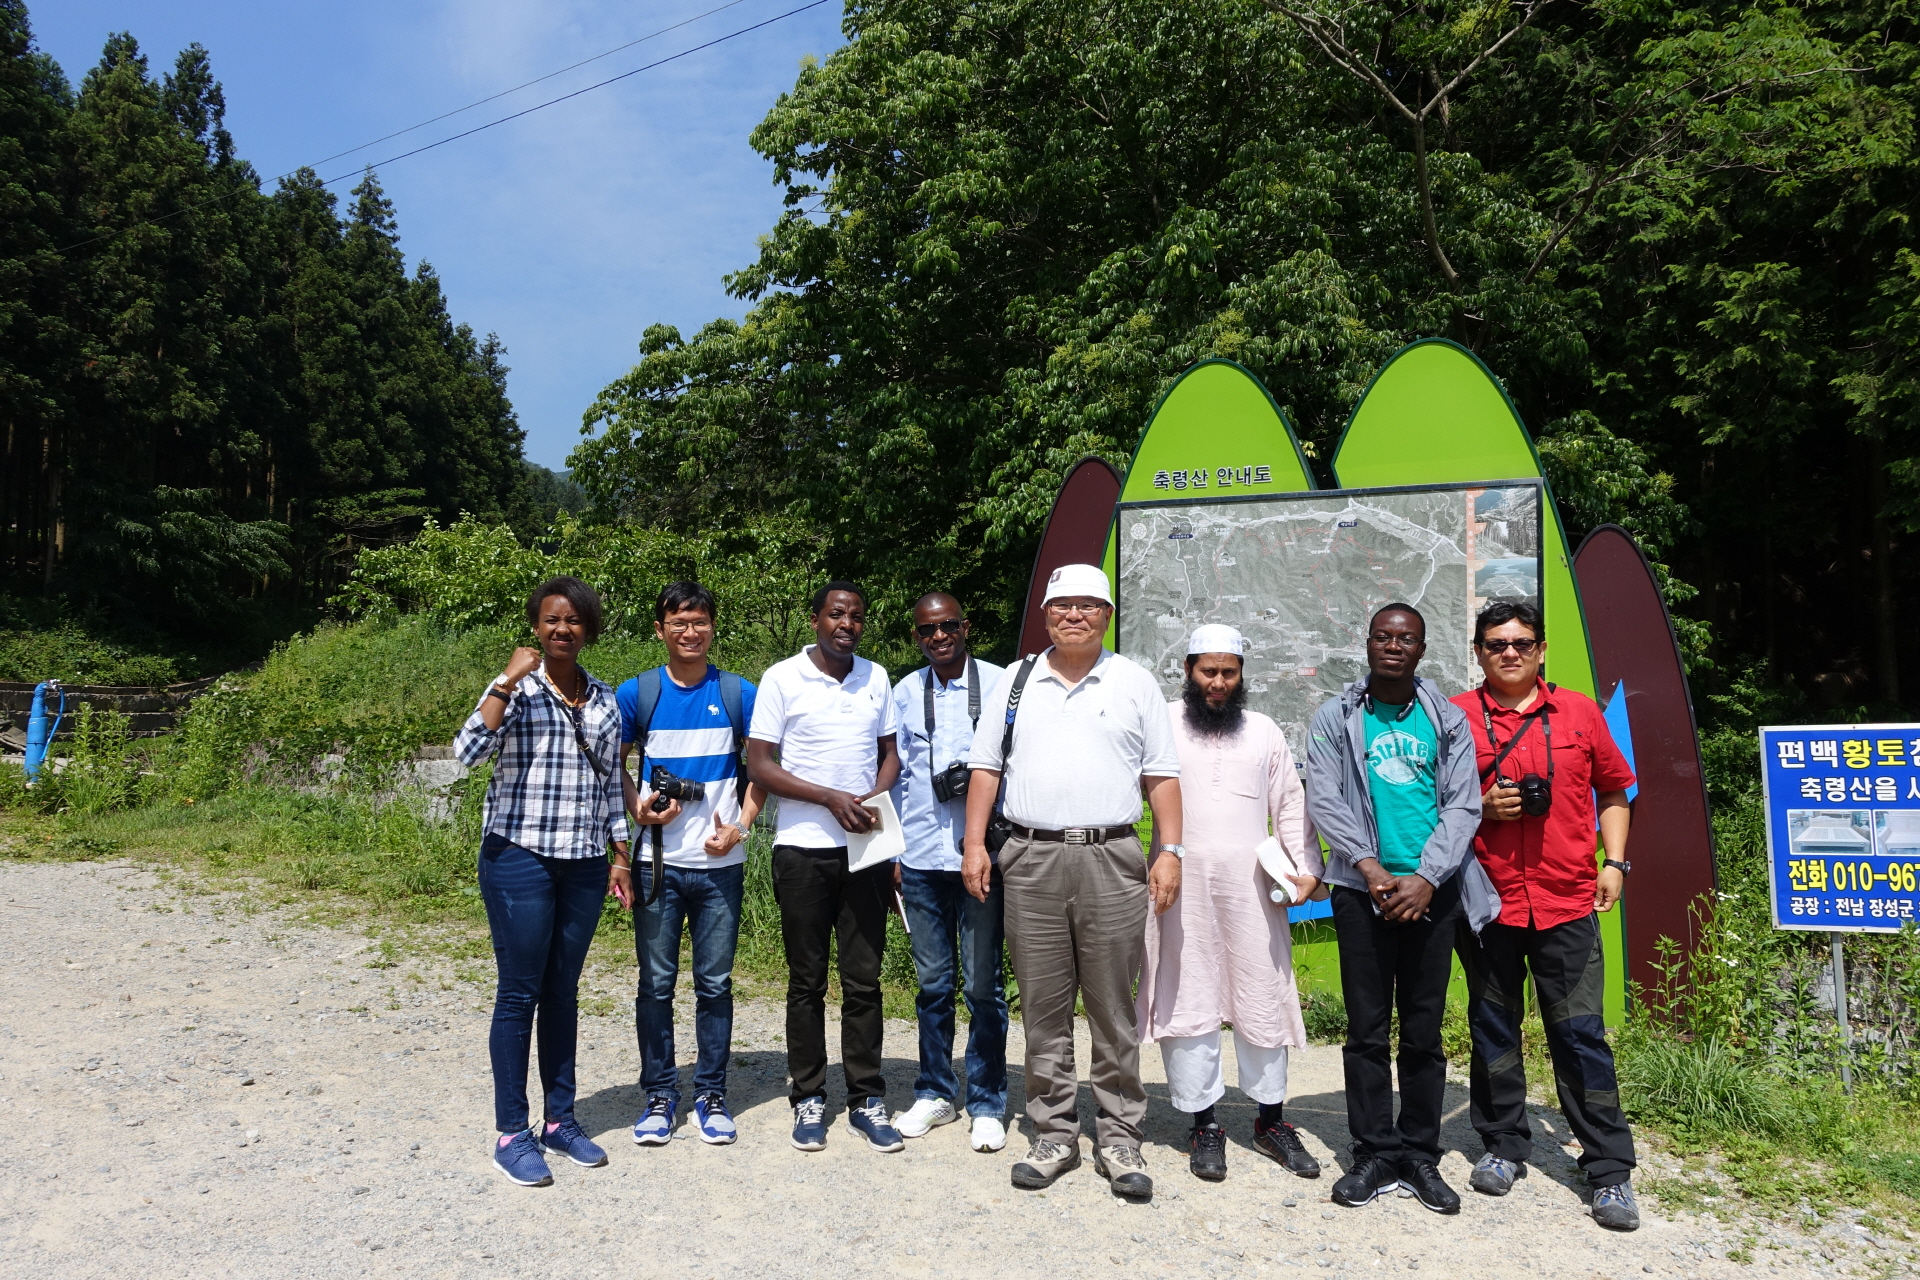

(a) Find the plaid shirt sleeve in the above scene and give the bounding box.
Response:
[454,674,625,860]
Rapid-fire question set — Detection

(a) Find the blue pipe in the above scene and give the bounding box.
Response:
[24,680,64,784]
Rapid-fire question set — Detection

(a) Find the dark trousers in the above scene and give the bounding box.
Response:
[634,861,745,1104]
[772,844,890,1104]
[899,864,1009,1118]
[1331,878,1462,1163]
[476,833,605,1133]
[1460,913,1638,1186]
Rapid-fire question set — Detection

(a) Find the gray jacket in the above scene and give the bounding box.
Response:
[1304,677,1501,934]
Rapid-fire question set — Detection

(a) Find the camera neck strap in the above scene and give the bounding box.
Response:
[923,656,982,741]
[539,668,608,780]
[1477,686,1552,784]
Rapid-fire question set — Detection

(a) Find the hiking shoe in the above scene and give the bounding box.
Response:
[491,1129,553,1187]
[969,1115,1008,1152]
[895,1097,957,1138]
[1591,1181,1641,1231]
[1331,1151,1400,1207]
[848,1097,904,1152]
[1252,1119,1321,1178]
[1094,1144,1153,1200]
[631,1095,675,1146]
[1397,1156,1460,1214]
[1469,1153,1524,1196]
[538,1117,606,1167]
[1188,1123,1227,1181]
[791,1096,828,1152]
[692,1093,736,1145]
[1010,1138,1081,1189]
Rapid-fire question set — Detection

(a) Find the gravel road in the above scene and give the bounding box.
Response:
[0,859,1900,1278]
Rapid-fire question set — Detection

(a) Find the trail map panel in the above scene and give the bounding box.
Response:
[1116,483,1542,748]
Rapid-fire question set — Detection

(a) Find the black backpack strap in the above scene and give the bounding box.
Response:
[998,656,1039,777]
[967,656,981,727]
[717,669,747,805]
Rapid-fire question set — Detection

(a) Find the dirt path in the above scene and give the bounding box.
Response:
[0,860,1892,1279]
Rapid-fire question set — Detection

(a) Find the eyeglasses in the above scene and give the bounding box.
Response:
[1478,638,1540,655]
[1046,600,1111,617]
[1367,631,1422,647]
[663,619,713,635]
[915,619,965,638]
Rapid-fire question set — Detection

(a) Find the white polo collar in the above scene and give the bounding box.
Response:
[1038,646,1111,687]
[799,644,863,683]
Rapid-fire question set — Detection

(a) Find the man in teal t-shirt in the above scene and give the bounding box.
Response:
[1364,698,1440,875]
[1303,603,1483,1217]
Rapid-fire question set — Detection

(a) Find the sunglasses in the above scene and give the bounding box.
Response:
[1478,638,1540,654]
[915,619,965,638]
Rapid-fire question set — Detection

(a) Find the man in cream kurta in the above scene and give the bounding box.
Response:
[1139,624,1325,1183]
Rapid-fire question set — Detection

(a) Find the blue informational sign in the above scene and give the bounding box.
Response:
[1760,723,1920,933]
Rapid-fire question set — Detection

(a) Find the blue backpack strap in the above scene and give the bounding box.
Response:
[717,670,747,803]
[632,667,665,779]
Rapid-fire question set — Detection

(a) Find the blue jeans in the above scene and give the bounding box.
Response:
[476,834,606,1133]
[635,861,745,1104]
[899,864,1009,1118]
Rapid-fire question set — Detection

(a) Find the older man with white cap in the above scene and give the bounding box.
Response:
[962,563,1184,1201]
[1139,624,1325,1184]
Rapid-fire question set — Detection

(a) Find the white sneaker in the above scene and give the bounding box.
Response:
[895,1097,957,1138]
[969,1115,1008,1152]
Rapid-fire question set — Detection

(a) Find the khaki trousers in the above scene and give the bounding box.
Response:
[1001,832,1150,1148]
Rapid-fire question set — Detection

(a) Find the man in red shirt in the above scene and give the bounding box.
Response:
[1451,600,1641,1231]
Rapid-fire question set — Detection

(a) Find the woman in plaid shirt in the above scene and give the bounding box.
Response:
[455,576,629,1187]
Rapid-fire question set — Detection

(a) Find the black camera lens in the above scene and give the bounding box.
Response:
[1518,773,1552,817]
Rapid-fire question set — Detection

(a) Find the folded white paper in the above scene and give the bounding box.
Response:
[846,790,906,872]
[1256,835,1295,905]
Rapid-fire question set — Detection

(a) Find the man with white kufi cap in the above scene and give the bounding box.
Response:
[1138,623,1326,1184]
[962,563,1184,1200]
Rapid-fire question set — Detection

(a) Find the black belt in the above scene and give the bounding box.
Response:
[1008,823,1136,845]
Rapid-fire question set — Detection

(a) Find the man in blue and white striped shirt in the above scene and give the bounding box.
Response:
[614,582,762,1149]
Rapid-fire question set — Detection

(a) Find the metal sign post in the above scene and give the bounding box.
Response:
[1831,932,1853,1095]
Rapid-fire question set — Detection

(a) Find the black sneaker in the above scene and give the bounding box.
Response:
[1188,1123,1227,1181]
[1397,1156,1461,1214]
[1330,1151,1400,1207]
[1252,1119,1321,1178]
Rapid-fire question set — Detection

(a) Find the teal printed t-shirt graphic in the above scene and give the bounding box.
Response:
[1364,698,1440,875]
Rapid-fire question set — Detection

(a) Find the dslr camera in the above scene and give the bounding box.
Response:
[649,764,706,813]
[1495,771,1553,818]
[931,760,971,804]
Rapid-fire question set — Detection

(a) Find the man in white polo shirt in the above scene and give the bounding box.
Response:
[962,563,1184,1201]
[745,581,903,1155]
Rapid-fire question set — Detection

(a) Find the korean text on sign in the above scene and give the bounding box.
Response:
[1760,723,1920,933]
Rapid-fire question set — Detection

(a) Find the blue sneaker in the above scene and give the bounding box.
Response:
[492,1129,553,1187]
[692,1093,737,1145]
[791,1096,828,1152]
[848,1096,904,1153]
[539,1117,607,1167]
[631,1095,675,1146]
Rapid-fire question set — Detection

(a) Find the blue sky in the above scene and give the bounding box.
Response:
[33,1,848,470]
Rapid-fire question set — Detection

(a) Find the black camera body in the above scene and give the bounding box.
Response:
[931,760,971,804]
[649,764,706,813]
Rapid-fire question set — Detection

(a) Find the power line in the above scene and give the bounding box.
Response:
[319,0,831,185]
[303,0,753,172]
[54,0,833,255]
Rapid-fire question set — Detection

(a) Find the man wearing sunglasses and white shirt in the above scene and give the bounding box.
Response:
[888,593,1008,1152]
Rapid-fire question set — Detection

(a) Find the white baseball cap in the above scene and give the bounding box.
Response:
[1187,624,1245,656]
[1042,563,1113,606]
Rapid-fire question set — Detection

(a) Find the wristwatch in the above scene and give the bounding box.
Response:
[1159,844,1187,861]
[1603,859,1631,875]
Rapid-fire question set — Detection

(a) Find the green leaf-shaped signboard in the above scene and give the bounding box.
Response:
[1334,338,1623,1024]
[1101,358,1316,606]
